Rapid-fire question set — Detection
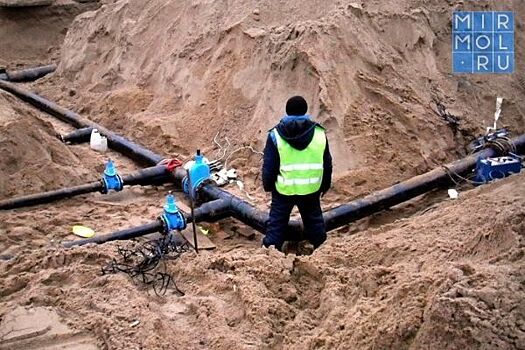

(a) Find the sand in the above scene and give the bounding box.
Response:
[1,174,524,349]
[0,0,100,68]
[0,0,524,349]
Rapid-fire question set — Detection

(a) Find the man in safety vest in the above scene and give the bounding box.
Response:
[262,96,333,252]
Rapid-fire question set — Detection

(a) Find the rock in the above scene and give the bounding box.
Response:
[243,27,267,38]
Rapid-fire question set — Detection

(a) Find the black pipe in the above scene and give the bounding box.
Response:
[60,127,94,144]
[0,165,170,210]
[188,198,232,222]
[0,65,57,82]
[1,71,519,238]
[63,133,525,246]
[198,134,525,235]
[199,185,268,233]
[198,184,307,240]
[107,134,163,166]
[0,80,164,166]
[321,133,525,231]
[121,165,170,186]
[63,221,163,248]
[0,182,104,210]
[64,198,231,247]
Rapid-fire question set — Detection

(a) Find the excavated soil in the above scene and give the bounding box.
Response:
[1,0,524,349]
[0,0,100,68]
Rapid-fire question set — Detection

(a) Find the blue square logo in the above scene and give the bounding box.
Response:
[494,33,514,52]
[473,12,493,31]
[494,53,513,73]
[495,12,513,32]
[453,12,472,32]
[473,53,493,73]
[453,52,473,73]
[453,11,514,74]
[473,32,493,52]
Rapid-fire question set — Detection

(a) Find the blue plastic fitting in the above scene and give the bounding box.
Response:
[183,149,210,197]
[474,154,522,184]
[101,159,123,194]
[160,194,187,233]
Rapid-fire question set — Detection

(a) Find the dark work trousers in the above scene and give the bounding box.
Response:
[263,191,326,251]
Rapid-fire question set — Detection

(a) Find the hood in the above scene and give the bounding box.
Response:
[275,115,319,150]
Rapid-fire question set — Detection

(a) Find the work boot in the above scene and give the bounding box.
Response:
[296,240,314,256]
[281,240,298,255]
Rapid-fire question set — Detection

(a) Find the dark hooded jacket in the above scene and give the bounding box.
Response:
[262,115,332,194]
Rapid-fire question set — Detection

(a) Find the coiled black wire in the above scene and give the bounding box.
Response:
[101,234,191,296]
[484,136,517,155]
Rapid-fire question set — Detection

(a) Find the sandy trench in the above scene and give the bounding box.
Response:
[1,0,525,349]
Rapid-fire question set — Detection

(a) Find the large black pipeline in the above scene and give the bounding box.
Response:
[199,134,525,236]
[64,222,162,248]
[63,198,231,247]
[163,168,270,232]
[63,133,525,247]
[0,165,171,210]
[60,127,94,144]
[200,185,269,233]
[0,182,104,211]
[0,80,164,166]
[0,65,57,82]
[321,134,525,231]
[4,74,524,241]
[167,168,271,232]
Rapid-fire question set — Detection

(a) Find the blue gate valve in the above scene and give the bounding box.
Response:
[101,159,123,194]
[183,150,210,198]
[159,194,187,234]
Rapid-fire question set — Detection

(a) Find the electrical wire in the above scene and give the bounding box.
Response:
[429,99,460,128]
[101,234,190,296]
[213,132,231,161]
[441,165,486,186]
[224,145,264,168]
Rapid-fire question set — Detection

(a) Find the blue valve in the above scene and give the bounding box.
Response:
[159,194,186,233]
[183,150,210,198]
[164,193,177,214]
[101,159,123,194]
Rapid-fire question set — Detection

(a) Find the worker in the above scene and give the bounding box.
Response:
[262,96,333,252]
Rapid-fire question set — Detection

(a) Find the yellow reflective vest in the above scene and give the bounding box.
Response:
[273,126,326,195]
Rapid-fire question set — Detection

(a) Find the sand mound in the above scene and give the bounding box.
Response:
[0,91,95,199]
[50,0,525,197]
[0,0,100,67]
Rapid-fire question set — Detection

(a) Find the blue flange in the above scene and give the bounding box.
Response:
[159,194,187,233]
[182,176,190,195]
[101,159,123,194]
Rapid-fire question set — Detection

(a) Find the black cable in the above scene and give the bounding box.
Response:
[101,234,190,296]
[485,137,516,155]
